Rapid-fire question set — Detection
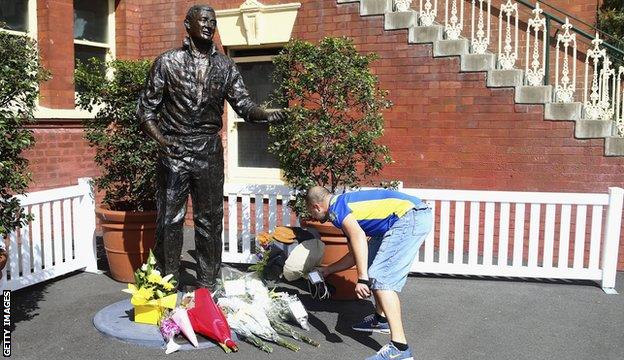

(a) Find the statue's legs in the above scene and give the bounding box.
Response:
[189,134,224,287]
[154,155,190,283]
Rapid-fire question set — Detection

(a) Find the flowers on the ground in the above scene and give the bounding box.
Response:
[215,269,318,353]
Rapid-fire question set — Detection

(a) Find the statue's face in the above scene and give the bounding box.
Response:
[185,8,216,45]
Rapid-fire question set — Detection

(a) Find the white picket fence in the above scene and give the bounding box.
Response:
[5,181,623,293]
[222,183,624,293]
[1,178,98,291]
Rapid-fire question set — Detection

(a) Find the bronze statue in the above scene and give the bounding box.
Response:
[137,4,285,288]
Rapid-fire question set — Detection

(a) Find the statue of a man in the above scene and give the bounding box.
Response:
[137,4,285,288]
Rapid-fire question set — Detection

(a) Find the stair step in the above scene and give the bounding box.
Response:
[384,10,418,30]
[515,85,552,104]
[461,53,495,72]
[337,0,359,3]
[605,137,624,156]
[487,69,524,87]
[434,39,470,57]
[575,120,613,139]
[544,103,582,121]
[408,25,444,44]
[360,0,392,15]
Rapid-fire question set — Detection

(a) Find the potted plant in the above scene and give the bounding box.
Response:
[269,37,392,299]
[75,59,158,283]
[0,30,49,275]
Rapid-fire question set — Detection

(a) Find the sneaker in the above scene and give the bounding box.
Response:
[352,313,391,334]
[365,343,413,360]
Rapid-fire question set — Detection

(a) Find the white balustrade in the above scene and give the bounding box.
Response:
[419,0,438,26]
[497,0,519,69]
[470,0,491,54]
[525,3,546,86]
[394,0,413,11]
[554,18,577,103]
[444,0,464,40]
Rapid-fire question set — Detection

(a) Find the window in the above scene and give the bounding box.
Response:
[0,0,36,36]
[227,48,283,184]
[73,0,114,91]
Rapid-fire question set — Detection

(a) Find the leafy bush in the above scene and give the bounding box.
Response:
[75,59,157,211]
[0,31,49,237]
[598,0,624,65]
[269,37,392,216]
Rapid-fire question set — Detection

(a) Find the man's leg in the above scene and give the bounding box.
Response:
[154,156,191,282]
[374,290,406,343]
[189,135,224,287]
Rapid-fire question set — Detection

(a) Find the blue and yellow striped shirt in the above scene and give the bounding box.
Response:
[328,189,426,236]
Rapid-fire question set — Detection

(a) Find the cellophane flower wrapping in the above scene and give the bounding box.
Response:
[186,288,238,353]
[214,267,318,353]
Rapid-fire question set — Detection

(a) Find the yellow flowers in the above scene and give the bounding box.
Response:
[123,249,177,302]
[148,271,163,284]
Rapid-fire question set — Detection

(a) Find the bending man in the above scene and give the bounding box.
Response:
[306,186,432,360]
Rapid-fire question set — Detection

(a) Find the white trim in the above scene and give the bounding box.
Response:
[226,51,284,185]
[0,0,37,40]
[216,1,300,46]
[73,39,110,49]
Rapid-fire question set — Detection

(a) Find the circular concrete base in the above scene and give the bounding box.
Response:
[93,298,236,350]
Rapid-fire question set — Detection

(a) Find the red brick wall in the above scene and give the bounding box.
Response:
[37,0,75,108]
[115,0,142,59]
[23,123,98,191]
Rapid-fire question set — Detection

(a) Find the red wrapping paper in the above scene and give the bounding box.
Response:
[187,288,238,352]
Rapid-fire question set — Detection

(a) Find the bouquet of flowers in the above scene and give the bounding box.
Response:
[215,268,320,353]
[122,250,177,325]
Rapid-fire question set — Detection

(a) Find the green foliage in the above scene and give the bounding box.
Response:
[269,37,392,216]
[0,31,49,237]
[75,58,157,211]
[598,0,624,65]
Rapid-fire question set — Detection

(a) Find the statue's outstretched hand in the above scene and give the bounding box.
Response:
[268,109,287,123]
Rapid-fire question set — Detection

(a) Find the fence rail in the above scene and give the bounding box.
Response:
[222,184,623,293]
[6,181,622,293]
[1,178,97,291]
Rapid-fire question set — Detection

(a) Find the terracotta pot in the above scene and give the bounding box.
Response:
[303,220,358,300]
[96,207,157,283]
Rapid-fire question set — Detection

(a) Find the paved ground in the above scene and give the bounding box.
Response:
[10,233,624,360]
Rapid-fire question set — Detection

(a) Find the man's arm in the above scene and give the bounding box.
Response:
[342,214,372,299]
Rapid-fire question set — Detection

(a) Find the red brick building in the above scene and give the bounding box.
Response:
[3,0,624,268]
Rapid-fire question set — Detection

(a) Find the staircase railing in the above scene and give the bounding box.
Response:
[391,0,624,137]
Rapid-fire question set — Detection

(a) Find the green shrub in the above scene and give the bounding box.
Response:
[0,31,49,237]
[269,37,392,216]
[598,0,624,65]
[75,59,157,211]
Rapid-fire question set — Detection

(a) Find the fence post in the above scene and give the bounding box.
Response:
[77,178,99,273]
[601,187,624,294]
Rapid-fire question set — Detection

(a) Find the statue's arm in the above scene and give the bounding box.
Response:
[225,62,286,123]
[136,57,176,153]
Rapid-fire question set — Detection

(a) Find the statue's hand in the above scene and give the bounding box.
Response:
[161,139,187,158]
[268,109,287,123]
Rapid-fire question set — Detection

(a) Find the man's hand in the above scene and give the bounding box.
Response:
[319,266,332,278]
[267,109,287,123]
[355,282,371,299]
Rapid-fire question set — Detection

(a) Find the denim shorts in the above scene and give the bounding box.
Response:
[368,207,433,292]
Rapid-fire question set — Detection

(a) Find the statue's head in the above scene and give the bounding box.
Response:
[184,5,216,45]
